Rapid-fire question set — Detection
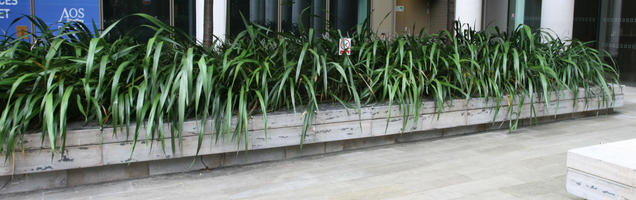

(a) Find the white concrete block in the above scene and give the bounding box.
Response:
[567,139,636,188]
[566,168,635,200]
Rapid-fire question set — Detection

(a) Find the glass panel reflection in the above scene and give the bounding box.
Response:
[229,0,278,36]
[103,0,170,37]
[329,0,368,35]
[175,0,197,37]
[573,0,636,83]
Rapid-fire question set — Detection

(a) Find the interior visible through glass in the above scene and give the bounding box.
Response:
[573,0,636,84]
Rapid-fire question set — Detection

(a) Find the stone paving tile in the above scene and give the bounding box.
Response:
[449,190,524,200]
[2,86,636,200]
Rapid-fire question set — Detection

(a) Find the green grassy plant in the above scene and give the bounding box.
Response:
[0,14,619,159]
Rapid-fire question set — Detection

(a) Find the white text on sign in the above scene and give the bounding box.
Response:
[0,0,19,6]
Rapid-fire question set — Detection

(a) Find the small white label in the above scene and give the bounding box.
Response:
[395,5,404,12]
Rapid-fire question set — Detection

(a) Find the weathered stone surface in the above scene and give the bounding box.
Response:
[343,136,397,151]
[148,157,206,176]
[2,85,632,199]
[442,124,491,137]
[325,141,345,153]
[396,130,444,143]
[19,85,622,151]
[67,162,148,186]
[314,120,372,141]
[566,137,636,199]
[566,169,635,200]
[285,143,326,159]
[567,138,636,188]
[223,147,285,166]
[0,145,102,175]
[0,170,67,194]
[201,154,224,169]
[0,87,624,178]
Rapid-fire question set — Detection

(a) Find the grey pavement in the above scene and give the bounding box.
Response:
[4,86,636,200]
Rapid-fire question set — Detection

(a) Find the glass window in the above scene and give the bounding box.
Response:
[102,0,196,38]
[573,0,636,83]
[229,0,278,36]
[175,0,197,37]
[508,0,542,30]
[281,0,328,35]
[329,0,368,35]
[103,0,170,37]
[281,0,310,32]
[229,0,368,37]
[573,0,600,45]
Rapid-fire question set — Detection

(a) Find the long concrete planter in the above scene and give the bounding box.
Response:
[0,86,624,177]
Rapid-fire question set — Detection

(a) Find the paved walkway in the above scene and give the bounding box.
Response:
[5,87,636,200]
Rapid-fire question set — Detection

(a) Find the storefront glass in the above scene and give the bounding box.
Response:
[329,0,368,35]
[103,0,170,36]
[175,0,197,37]
[508,0,542,30]
[229,0,278,36]
[229,0,368,37]
[573,0,636,83]
[281,0,326,34]
[103,0,195,38]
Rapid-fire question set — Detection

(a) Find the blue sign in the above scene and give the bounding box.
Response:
[0,0,31,38]
[34,0,100,33]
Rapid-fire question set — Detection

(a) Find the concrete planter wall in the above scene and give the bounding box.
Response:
[0,86,624,193]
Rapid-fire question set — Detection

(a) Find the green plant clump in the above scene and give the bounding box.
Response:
[0,14,619,158]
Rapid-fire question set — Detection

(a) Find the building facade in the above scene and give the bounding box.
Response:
[0,0,634,82]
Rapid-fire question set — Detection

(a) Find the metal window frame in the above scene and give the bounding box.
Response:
[169,0,175,26]
[99,0,103,30]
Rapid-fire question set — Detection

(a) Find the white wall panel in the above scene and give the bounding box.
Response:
[540,0,575,40]
[455,0,483,31]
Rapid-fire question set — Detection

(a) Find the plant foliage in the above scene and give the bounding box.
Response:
[0,14,619,158]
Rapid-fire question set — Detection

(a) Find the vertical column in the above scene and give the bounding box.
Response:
[196,0,204,42]
[540,0,575,40]
[454,0,483,31]
[213,0,227,42]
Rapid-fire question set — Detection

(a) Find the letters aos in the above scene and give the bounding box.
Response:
[59,7,85,22]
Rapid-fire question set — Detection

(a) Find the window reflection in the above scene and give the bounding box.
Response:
[573,0,636,83]
[508,0,542,30]
[103,0,169,38]
[175,0,197,37]
[330,0,368,35]
[229,0,278,36]
[229,0,368,37]
[103,0,195,38]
